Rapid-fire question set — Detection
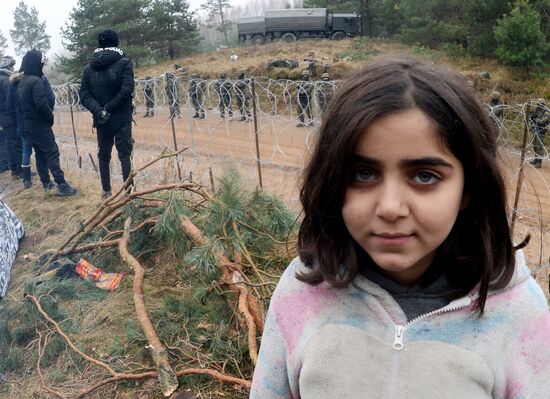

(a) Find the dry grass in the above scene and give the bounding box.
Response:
[138,39,357,80]
[137,38,549,103]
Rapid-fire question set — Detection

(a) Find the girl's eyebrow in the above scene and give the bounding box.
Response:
[401,157,454,168]
[351,154,454,168]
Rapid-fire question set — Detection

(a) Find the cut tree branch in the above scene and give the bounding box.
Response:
[180,216,263,365]
[119,217,179,397]
[50,182,206,261]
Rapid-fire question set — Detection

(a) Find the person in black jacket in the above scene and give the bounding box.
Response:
[79,29,135,199]
[17,50,76,196]
[0,56,18,176]
[7,70,56,189]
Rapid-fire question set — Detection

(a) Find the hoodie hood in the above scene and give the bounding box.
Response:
[21,50,44,77]
[90,48,124,71]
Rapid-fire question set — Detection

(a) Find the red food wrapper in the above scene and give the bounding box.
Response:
[75,259,123,291]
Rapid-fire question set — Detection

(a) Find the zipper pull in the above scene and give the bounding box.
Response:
[393,325,405,350]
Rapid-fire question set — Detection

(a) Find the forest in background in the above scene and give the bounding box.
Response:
[1,0,548,81]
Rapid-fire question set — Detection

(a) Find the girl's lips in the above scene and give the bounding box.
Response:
[372,233,413,245]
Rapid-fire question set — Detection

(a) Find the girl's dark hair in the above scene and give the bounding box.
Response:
[297,55,515,313]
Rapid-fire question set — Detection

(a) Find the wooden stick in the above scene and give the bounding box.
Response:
[50,239,120,257]
[251,78,263,189]
[27,294,117,375]
[52,182,205,261]
[510,103,531,237]
[119,217,179,397]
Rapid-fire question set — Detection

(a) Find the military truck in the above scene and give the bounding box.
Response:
[237,8,361,44]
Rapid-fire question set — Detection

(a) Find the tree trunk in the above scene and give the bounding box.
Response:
[218,0,229,47]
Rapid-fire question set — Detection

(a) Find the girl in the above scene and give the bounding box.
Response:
[251,56,550,398]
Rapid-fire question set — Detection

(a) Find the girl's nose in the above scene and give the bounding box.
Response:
[374,181,410,221]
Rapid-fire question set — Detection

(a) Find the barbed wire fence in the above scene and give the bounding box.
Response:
[51,76,550,279]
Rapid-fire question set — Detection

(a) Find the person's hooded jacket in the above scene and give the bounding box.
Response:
[16,50,54,130]
[251,251,550,398]
[79,48,134,127]
[7,72,55,135]
[0,61,15,129]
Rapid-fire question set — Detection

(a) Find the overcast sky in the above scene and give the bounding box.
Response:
[0,0,207,63]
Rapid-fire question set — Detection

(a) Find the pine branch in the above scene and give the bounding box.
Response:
[180,216,263,365]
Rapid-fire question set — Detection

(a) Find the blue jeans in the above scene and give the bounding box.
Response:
[20,132,33,167]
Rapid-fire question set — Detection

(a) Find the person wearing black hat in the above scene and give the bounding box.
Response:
[79,29,135,200]
[16,49,77,196]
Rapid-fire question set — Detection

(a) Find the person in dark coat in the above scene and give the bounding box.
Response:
[16,49,76,196]
[7,69,55,189]
[0,56,18,176]
[79,29,135,199]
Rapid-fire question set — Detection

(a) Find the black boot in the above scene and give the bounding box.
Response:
[21,166,32,189]
[56,182,77,197]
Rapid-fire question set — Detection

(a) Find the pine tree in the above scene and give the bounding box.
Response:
[400,0,465,47]
[146,0,200,60]
[494,0,549,68]
[463,0,511,56]
[201,0,232,47]
[9,1,51,55]
[60,0,149,77]
[0,32,8,57]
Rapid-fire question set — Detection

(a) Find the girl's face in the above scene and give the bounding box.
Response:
[342,108,465,286]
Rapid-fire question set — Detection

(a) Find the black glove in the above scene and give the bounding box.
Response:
[97,108,111,125]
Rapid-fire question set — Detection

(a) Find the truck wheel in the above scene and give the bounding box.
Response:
[252,35,265,45]
[281,33,297,43]
[331,31,347,41]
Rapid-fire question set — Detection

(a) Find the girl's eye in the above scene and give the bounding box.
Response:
[353,169,375,181]
[413,171,440,185]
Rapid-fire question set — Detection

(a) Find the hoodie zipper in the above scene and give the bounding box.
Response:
[376,296,473,351]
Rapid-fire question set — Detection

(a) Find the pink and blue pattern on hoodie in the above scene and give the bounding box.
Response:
[251,251,550,398]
